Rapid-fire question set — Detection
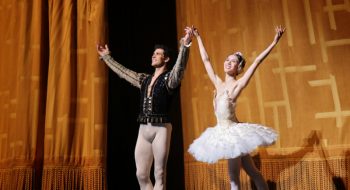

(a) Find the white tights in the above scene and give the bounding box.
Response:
[228,155,269,190]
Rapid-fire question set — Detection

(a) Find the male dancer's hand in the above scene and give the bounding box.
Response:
[183,26,193,46]
[96,44,110,57]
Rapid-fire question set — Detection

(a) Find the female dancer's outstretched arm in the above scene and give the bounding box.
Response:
[230,26,285,99]
[193,28,219,87]
[238,26,285,89]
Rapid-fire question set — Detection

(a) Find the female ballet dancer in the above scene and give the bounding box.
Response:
[188,26,285,190]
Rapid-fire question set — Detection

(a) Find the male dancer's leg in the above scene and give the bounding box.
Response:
[152,123,172,190]
[135,125,154,190]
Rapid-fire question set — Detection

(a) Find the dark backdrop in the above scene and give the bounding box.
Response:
[106,1,185,189]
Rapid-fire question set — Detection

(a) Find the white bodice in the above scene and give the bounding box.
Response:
[214,91,238,125]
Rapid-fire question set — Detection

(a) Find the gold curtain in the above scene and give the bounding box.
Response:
[0,0,108,189]
[176,0,350,189]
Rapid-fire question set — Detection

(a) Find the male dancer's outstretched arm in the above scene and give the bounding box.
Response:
[97,44,148,88]
[167,26,193,89]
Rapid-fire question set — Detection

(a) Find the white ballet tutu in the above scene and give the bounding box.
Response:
[188,122,278,163]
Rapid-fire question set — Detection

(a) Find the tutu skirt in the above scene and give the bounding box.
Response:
[188,122,278,163]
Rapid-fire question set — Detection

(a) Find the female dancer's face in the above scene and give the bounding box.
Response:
[224,54,239,75]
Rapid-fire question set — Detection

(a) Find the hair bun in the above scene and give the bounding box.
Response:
[235,52,243,56]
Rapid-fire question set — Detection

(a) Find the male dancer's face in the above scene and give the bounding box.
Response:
[151,48,168,68]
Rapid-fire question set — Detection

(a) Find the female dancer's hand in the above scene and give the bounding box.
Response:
[192,26,200,38]
[273,25,286,44]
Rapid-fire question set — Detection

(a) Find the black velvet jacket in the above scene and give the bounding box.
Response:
[137,72,174,124]
[101,41,190,124]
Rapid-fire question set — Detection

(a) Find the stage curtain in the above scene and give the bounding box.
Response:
[0,0,108,189]
[176,0,350,189]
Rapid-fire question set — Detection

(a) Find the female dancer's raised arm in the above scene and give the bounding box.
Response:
[193,28,220,87]
[238,26,285,89]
